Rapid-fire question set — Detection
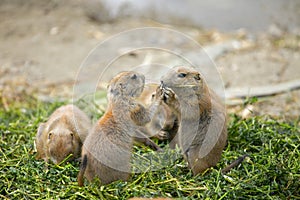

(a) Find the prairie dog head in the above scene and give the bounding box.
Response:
[107,71,145,99]
[46,117,81,164]
[161,66,206,96]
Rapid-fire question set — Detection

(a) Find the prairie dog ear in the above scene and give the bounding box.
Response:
[37,123,46,138]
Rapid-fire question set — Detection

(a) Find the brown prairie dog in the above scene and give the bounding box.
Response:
[35,104,92,164]
[138,83,178,141]
[78,71,161,186]
[158,66,227,175]
[137,83,158,106]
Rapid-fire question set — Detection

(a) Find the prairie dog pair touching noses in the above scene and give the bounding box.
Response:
[35,105,91,164]
[78,66,227,186]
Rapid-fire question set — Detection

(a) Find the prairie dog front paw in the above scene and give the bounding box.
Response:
[161,86,177,106]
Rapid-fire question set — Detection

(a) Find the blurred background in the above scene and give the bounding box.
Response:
[0,0,300,118]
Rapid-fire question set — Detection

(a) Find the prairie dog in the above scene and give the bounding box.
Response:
[78,71,161,186]
[35,104,91,164]
[158,66,227,175]
[138,83,178,140]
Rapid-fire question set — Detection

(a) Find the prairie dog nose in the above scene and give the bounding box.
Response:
[131,74,137,80]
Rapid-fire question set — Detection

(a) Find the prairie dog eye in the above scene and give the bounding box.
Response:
[119,83,125,89]
[48,132,53,139]
[178,73,187,78]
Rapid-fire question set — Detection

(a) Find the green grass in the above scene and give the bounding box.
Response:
[0,96,299,199]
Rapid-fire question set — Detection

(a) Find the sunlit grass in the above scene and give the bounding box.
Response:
[0,96,299,199]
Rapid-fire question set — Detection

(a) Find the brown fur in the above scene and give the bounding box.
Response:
[78,71,161,186]
[138,83,178,140]
[158,66,228,175]
[35,104,91,164]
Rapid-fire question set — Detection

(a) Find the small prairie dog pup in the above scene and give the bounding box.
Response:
[158,66,227,175]
[35,104,91,164]
[138,84,178,141]
[78,71,160,186]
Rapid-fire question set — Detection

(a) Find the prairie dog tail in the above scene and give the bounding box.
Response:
[221,154,249,174]
[77,154,88,187]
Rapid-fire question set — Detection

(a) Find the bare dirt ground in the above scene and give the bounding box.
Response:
[1,0,300,119]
